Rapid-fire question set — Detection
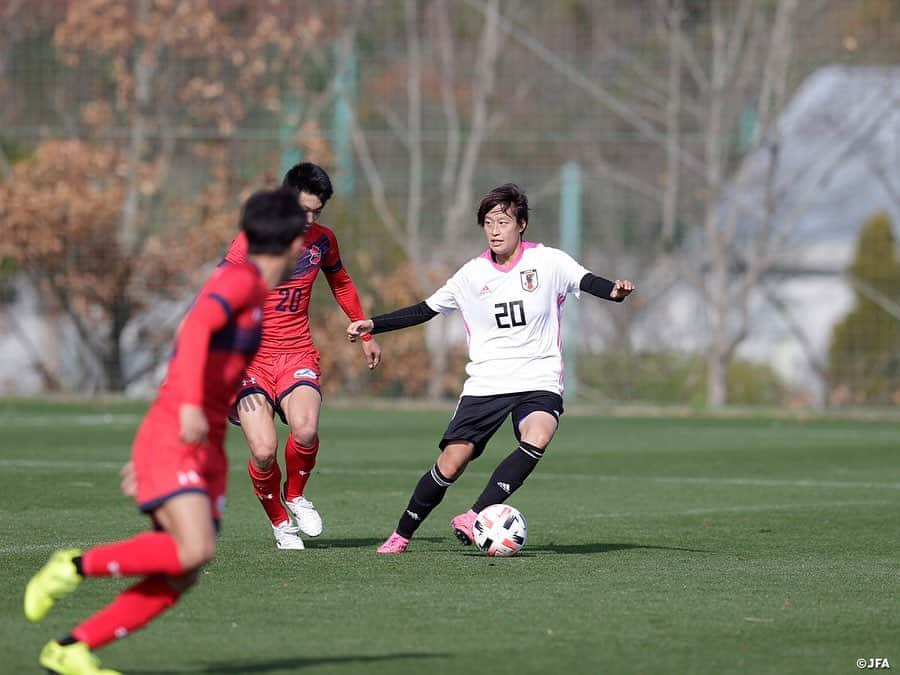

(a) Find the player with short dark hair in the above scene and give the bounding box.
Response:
[225,162,381,549]
[23,187,308,675]
[347,183,635,554]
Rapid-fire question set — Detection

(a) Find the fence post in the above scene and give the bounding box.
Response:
[279,95,301,178]
[332,44,357,196]
[560,161,582,398]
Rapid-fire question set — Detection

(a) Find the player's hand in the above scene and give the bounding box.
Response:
[610,279,635,300]
[179,404,209,445]
[120,461,137,497]
[363,336,382,370]
[346,319,374,342]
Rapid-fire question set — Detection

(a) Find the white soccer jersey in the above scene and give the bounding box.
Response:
[425,241,590,397]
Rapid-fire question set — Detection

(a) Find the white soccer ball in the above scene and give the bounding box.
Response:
[472,504,527,557]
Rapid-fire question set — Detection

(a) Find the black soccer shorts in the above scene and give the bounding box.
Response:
[439,390,564,458]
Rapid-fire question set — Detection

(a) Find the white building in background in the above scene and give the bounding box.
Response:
[734,66,900,403]
[621,66,900,404]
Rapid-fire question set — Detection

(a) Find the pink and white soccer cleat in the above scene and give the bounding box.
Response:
[376,531,410,554]
[450,509,478,545]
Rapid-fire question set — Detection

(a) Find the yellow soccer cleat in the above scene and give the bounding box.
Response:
[38,640,122,675]
[24,548,83,622]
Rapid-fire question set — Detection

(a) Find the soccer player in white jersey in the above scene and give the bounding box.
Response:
[347,183,635,553]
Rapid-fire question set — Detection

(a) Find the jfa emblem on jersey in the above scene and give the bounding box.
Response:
[520,269,539,292]
[307,246,322,266]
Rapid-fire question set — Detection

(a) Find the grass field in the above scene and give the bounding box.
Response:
[1,399,897,674]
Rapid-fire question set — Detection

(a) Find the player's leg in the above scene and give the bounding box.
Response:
[23,414,196,625]
[66,493,214,649]
[32,493,214,675]
[237,392,303,549]
[377,440,475,554]
[378,395,513,553]
[468,392,562,518]
[279,381,323,536]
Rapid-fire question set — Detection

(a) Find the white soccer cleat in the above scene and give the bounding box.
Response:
[272,520,305,550]
[285,495,323,537]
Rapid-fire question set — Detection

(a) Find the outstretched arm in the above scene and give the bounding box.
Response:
[580,273,635,302]
[326,266,382,369]
[346,301,438,341]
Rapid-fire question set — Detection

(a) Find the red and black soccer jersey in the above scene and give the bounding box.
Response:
[224,223,365,354]
[155,260,267,440]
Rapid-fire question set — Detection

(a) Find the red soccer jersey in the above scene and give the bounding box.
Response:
[224,223,365,353]
[154,260,266,440]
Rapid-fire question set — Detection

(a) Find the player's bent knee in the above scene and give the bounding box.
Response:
[521,434,552,450]
[176,539,216,572]
[290,426,317,448]
[436,454,469,480]
[248,444,278,470]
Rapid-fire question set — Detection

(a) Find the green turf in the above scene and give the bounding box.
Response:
[1,400,897,674]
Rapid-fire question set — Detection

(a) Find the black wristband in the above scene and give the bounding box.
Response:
[579,273,624,302]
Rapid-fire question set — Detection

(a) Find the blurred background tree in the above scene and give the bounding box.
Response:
[0,0,357,391]
[828,213,900,405]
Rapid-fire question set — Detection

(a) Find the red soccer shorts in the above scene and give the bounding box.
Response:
[132,406,229,520]
[230,349,321,424]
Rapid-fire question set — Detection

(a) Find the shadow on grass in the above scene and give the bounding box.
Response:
[462,541,712,556]
[129,651,446,674]
[307,536,445,549]
[526,541,712,555]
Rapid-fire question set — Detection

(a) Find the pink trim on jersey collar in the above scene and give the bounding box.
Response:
[479,240,539,272]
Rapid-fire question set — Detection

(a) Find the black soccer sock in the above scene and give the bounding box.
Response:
[72,555,84,577]
[396,464,456,539]
[472,442,544,513]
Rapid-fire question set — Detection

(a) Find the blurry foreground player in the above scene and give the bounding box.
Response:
[347,183,635,553]
[23,188,308,675]
[225,163,381,549]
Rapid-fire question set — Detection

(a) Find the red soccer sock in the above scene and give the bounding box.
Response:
[72,575,181,650]
[81,532,184,578]
[283,436,319,501]
[247,459,290,525]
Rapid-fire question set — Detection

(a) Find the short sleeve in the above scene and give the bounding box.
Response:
[547,247,591,297]
[424,267,466,314]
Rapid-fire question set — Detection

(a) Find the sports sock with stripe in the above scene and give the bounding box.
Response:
[283,435,318,501]
[247,459,291,526]
[472,442,544,513]
[396,464,456,539]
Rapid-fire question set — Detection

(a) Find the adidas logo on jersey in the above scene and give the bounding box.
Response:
[479,285,491,296]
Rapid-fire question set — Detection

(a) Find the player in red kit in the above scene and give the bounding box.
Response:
[23,188,308,675]
[224,163,382,549]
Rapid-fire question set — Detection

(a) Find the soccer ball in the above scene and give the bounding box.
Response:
[472,504,527,557]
